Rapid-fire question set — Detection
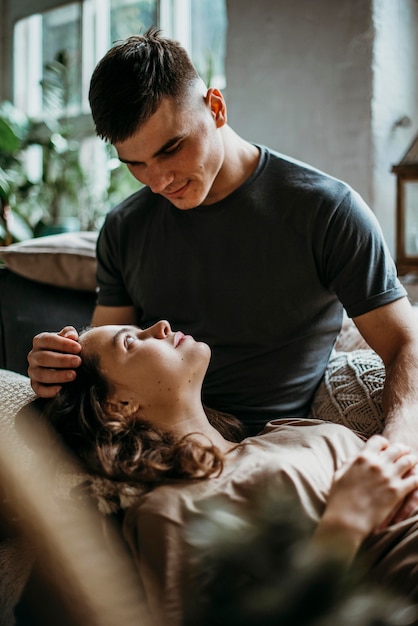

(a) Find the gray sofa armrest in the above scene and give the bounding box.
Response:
[0,268,96,376]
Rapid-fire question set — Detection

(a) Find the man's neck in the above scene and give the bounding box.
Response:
[203,126,260,205]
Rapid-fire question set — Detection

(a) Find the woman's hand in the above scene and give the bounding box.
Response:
[313,435,418,562]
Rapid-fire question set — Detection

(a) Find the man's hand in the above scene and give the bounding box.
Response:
[27,326,82,398]
[27,305,136,398]
[381,420,418,524]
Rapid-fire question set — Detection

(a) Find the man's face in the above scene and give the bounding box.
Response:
[114,88,226,209]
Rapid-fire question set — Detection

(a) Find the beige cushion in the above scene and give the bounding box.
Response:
[310,350,385,437]
[0,369,36,449]
[0,231,97,291]
[0,370,37,624]
[0,369,142,516]
[0,368,81,489]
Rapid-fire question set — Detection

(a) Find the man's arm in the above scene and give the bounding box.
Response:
[353,296,418,520]
[28,304,136,397]
[353,297,418,440]
[91,304,137,326]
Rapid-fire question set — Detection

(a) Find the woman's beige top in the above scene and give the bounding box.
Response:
[122,419,418,625]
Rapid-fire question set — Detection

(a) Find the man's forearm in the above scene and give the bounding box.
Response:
[381,343,418,439]
[352,299,418,441]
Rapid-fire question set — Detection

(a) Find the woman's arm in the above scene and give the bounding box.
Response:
[313,435,418,564]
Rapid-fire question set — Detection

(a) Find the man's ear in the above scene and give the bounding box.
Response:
[205,88,227,128]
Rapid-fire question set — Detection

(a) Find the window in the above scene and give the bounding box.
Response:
[11,0,227,232]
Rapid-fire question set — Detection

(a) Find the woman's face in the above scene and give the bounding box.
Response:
[79,320,211,413]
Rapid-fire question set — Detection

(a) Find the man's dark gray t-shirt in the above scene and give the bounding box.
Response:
[96,146,406,434]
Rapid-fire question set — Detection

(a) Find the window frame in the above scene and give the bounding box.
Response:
[1,0,226,232]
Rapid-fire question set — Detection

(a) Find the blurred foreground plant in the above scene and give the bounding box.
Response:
[183,489,417,626]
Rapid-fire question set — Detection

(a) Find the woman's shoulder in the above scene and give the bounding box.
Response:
[254,418,364,451]
[124,479,214,529]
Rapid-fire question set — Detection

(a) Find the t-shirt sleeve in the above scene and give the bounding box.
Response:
[316,187,406,318]
[96,213,133,307]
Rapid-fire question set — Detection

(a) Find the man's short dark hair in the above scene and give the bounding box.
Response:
[88,27,200,144]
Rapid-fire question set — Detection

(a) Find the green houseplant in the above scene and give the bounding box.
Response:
[0,49,142,247]
[0,101,34,244]
[0,51,91,244]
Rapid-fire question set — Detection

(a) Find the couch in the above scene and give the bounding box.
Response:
[0,231,390,625]
[0,232,97,375]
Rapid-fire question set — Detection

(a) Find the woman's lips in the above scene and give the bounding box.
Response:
[174,331,185,347]
[174,331,192,347]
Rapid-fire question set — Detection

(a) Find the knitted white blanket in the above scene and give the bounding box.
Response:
[310,350,385,437]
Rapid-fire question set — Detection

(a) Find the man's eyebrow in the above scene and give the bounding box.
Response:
[152,134,185,157]
[118,134,185,165]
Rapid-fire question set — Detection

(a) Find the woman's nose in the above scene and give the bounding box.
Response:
[151,320,171,338]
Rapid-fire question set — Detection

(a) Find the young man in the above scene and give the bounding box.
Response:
[28,28,418,518]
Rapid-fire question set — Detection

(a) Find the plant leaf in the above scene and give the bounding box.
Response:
[0,117,21,153]
[0,166,11,201]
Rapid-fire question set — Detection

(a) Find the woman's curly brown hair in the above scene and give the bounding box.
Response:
[41,346,244,490]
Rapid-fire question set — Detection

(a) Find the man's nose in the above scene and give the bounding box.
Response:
[146,166,174,194]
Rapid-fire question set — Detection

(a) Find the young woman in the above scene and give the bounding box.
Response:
[40,320,418,625]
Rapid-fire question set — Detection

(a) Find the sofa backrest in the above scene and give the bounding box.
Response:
[0,268,96,375]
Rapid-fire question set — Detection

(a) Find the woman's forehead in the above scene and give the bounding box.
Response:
[79,324,140,348]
